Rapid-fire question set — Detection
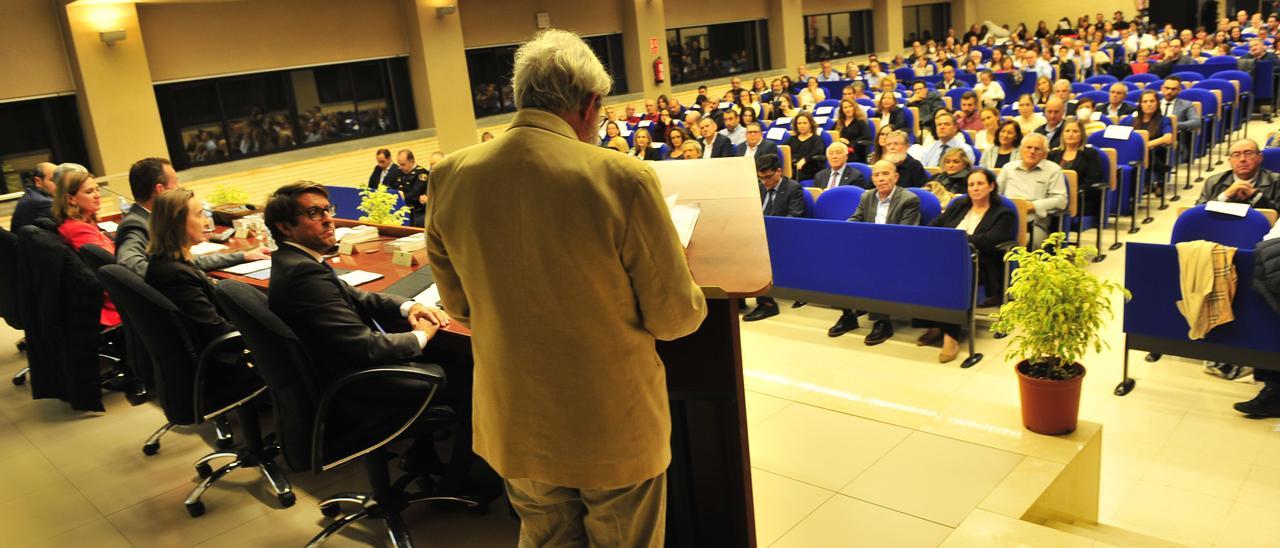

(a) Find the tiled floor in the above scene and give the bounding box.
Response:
[3,127,1280,547]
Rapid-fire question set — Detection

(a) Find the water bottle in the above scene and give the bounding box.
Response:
[202,202,214,232]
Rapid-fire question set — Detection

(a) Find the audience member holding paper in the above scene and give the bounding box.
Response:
[263,181,451,386]
[115,157,269,278]
[1197,140,1280,209]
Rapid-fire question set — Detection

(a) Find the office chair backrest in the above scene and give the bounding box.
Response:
[1171,205,1272,250]
[813,185,864,220]
[1071,83,1095,95]
[0,228,23,330]
[907,187,942,225]
[79,243,115,271]
[1078,90,1110,105]
[1262,148,1280,173]
[214,280,318,472]
[1194,79,1238,106]
[1084,74,1118,86]
[97,264,199,424]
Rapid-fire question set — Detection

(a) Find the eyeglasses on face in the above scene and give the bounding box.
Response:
[302,204,336,221]
[1229,150,1259,159]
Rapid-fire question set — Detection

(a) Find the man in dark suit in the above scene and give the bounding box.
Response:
[11,162,55,232]
[1103,83,1137,120]
[812,142,867,190]
[883,130,929,188]
[1197,140,1280,208]
[1159,77,1202,162]
[828,160,921,342]
[1036,98,1067,149]
[114,157,267,277]
[264,181,450,385]
[697,118,735,158]
[391,149,431,226]
[736,123,780,158]
[744,154,805,322]
[936,65,964,91]
[367,148,400,190]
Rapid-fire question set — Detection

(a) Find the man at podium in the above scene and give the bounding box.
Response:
[426,29,707,546]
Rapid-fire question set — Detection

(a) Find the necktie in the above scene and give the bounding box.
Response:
[828,170,841,190]
[763,189,775,213]
[937,144,949,166]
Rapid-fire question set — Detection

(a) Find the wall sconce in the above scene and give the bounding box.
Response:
[435,5,456,16]
[99,29,126,46]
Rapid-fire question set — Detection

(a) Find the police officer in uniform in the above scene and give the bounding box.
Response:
[392,149,430,227]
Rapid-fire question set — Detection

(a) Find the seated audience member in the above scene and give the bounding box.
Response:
[1013,94,1048,134]
[116,158,266,278]
[683,110,702,129]
[264,181,451,385]
[737,123,780,158]
[955,92,985,132]
[600,121,624,147]
[1130,48,1151,74]
[719,109,747,146]
[52,164,120,327]
[816,60,843,82]
[1071,98,1107,133]
[929,147,975,199]
[1036,98,1068,149]
[1050,79,1079,115]
[1032,76,1054,105]
[974,70,1006,108]
[813,142,867,190]
[906,81,947,137]
[874,92,909,134]
[922,168,1017,362]
[697,118,735,159]
[775,94,801,120]
[739,106,759,130]
[480,132,495,142]
[368,148,399,190]
[798,78,826,110]
[938,65,964,90]
[784,112,827,181]
[828,160,922,341]
[1103,82,1135,120]
[680,140,703,160]
[666,126,691,151]
[910,110,976,167]
[629,128,663,161]
[12,162,56,232]
[1159,76,1201,163]
[694,86,709,109]
[882,130,930,188]
[834,99,871,163]
[913,56,936,76]
[1048,117,1107,215]
[744,154,806,322]
[1131,89,1174,188]
[1197,140,1280,208]
[974,106,1002,149]
[606,136,629,153]
[981,119,1023,169]
[997,133,1068,242]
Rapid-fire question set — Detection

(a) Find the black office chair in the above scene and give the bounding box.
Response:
[96,265,290,515]
[15,226,133,411]
[0,228,29,385]
[77,244,148,404]
[214,280,476,547]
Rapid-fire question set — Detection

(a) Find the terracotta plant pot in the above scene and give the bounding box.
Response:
[1016,361,1086,436]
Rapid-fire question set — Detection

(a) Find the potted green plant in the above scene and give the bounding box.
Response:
[357,186,410,226]
[991,233,1129,435]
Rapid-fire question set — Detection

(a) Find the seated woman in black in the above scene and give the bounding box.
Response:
[921,168,1016,363]
[784,111,826,182]
[1048,117,1107,221]
[145,187,238,349]
[874,92,908,134]
[834,99,871,164]
[1130,89,1173,193]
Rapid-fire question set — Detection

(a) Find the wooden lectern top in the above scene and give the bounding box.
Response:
[649,157,773,299]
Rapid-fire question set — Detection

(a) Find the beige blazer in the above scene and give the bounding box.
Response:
[426,108,708,489]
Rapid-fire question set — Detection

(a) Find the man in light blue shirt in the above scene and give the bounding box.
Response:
[908,110,975,167]
[816,60,843,82]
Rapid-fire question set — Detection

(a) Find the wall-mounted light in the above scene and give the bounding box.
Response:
[435,4,456,16]
[99,29,126,46]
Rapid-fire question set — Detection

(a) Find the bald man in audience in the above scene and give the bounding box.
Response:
[1036,98,1068,149]
[1197,140,1280,209]
[997,133,1067,243]
[12,162,56,232]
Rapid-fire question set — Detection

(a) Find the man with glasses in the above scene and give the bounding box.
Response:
[1197,140,1280,209]
[907,80,946,138]
[736,122,779,158]
[744,154,805,322]
[265,181,451,383]
[937,66,963,91]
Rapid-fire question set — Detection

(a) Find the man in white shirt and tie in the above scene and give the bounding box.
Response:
[908,110,974,167]
[813,142,867,190]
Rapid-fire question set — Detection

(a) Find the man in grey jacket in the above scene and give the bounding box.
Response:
[115,157,268,277]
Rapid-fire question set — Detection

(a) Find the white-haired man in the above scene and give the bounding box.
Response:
[426,29,707,545]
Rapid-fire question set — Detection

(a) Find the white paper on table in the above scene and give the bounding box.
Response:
[337,270,384,287]
[1205,200,1250,217]
[97,221,118,232]
[1102,125,1133,140]
[412,284,441,307]
[669,203,701,249]
[190,242,228,255]
[665,193,679,209]
[221,259,272,275]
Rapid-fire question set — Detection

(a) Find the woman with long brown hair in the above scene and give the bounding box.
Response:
[53,165,120,327]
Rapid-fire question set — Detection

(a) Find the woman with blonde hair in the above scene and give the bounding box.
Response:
[629,128,662,160]
[53,165,121,327]
[679,139,703,159]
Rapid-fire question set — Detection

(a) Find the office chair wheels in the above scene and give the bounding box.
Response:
[278,491,296,508]
[320,502,342,517]
[196,463,213,479]
[186,500,205,517]
[11,373,25,386]
[142,441,160,456]
[125,388,147,406]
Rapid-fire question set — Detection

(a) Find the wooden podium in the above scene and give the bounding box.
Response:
[650,158,771,547]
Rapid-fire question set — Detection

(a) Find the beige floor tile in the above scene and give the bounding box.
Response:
[940,508,1095,548]
[1212,501,1280,548]
[0,482,105,545]
[1164,411,1272,461]
[1099,436,1162,479]
[750,467,834,546]
[34,518,134,548]
[1235,463,1280,512]
[1097,472,1139,524]
[771,494,953,548]
[744,390,792,428]
[1081,397,1186,447]
[0,446,69,506]
[1110,481,1232,548]
[842,431,1023,527]
[919,397,1100,465]
[977,456,1065,519]
[1140,444,1253,500]
[748,402,911,491]
[0,411,38,461]
[106,482,274,548]
[1257,430,1280,463]
[808,376,952,431]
